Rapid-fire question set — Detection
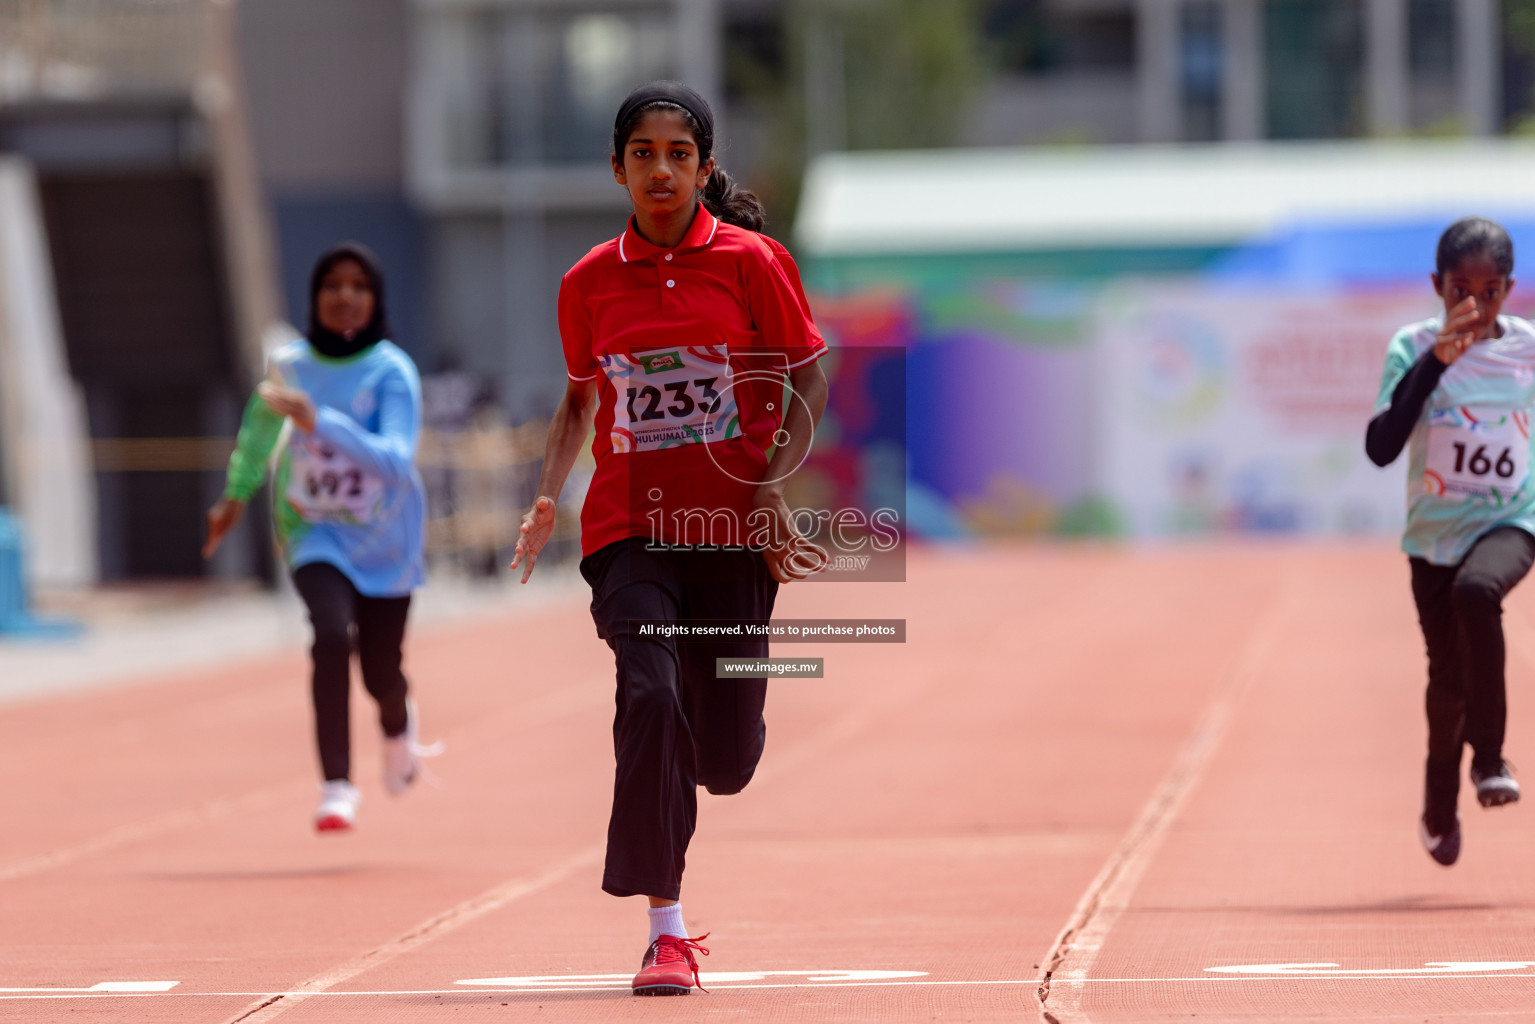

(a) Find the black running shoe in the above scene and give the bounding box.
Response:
[1470,760,1520,808]
[1419,812,1461,866]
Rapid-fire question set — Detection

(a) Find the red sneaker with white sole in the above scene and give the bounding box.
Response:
[632,933,710,996]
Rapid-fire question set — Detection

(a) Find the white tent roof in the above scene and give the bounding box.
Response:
[793,140,1535,256]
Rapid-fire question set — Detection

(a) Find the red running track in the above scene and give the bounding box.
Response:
[1,544,1534,1023]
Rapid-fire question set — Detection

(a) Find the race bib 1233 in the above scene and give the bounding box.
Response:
[601,346,741,453]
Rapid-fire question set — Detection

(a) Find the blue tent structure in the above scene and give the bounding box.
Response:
[1209,216,1535,286]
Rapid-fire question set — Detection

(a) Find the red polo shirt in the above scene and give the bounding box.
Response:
[559,204,827,556]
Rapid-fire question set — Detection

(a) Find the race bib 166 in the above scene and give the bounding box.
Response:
[1424,406,1531,504]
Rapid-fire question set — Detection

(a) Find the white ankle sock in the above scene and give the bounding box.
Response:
[647,903,686,944]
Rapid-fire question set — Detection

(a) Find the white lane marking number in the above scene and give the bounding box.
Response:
[457,969,927,988]
[1207,962,1535,976]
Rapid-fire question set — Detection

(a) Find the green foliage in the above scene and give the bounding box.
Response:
[800,0,985,151]
[1503,1,1535,130]
[1509,0,1535,55]
[1055,496,1127,538]
[734,0,987,233]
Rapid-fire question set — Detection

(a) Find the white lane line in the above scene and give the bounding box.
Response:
[10,973,1535,1001]
[216,842,604,1024]
[1205,961,1535,976]
[1043,973,1535,983]
[455,969,927,986]
[0,982,179,993]
[1036,573,1298,1024]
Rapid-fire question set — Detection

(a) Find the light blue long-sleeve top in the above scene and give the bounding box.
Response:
[223,338,426,596]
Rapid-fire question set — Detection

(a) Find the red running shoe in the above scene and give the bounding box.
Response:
[632,933,710,996]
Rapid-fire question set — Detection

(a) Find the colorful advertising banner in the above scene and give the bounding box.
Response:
[1093,284,1427,539]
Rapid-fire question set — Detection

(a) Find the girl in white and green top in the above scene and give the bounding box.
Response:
[1368,217,1531,867]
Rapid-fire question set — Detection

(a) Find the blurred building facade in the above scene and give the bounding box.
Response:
[243,0,1513,423]
[967,0,1503,146]
[0,0,280,584]
[237,0,723,422]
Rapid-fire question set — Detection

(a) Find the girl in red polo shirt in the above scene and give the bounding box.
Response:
[511,81,828,995]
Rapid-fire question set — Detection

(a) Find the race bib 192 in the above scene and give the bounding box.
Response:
[1424,406,1531,503]
[285,437,385,524]
[601,346,741,453]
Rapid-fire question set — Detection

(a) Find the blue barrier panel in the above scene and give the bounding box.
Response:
[0,507,83,640]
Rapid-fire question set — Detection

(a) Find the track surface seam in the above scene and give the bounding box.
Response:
[217,843,605,1024]
[0,784,305,885]
[0,676,606,888]
[1035,570,1297,1024]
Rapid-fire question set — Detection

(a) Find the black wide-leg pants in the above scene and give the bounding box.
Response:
[581,537,778,901]
[1410,526,1535,826]
[292,562,412,783]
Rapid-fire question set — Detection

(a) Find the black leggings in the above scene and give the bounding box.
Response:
[292,562,412,783]
[581,537,778,901]
[1410,526,1535,821]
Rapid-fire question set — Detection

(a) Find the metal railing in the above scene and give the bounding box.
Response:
[83,420,587,575]
[417,419,588,575]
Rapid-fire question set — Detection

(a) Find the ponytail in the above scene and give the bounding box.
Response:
[702,166,765,232]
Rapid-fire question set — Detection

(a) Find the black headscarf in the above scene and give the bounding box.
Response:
[307,242,390,359]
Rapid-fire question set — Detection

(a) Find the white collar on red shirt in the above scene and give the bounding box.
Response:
[617,204,720,263]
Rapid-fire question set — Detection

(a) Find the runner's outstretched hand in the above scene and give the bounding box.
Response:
[511,496,557,583]
[1435,297,1482,365]
[257,382,317,432]
[754,489,828,584]
[203,497,246,559]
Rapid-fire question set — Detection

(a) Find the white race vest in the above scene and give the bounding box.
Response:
[1424,407,1531,503]
[286,437,385,523]
[602,346,739,453]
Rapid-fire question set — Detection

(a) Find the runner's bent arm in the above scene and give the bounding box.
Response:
[1366,304,1482,468]
[206,389,286,557]
[533,378,599,502]
[307,367,421,484]
[740,239,829,577]
[537,272,601,502]
[756,360,828,506]
[1365,348,1447,467]
[223,390,287,501]
[510,378,597,581]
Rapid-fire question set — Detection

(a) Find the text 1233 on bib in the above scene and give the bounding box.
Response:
[601,346,741,454]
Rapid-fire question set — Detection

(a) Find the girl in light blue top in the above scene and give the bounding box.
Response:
[204,243,431,832]
[1368,217,1532,866]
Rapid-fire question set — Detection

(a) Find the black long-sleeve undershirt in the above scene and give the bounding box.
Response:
[1365,347,1448,467]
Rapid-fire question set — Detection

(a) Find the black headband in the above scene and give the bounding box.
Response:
[613,81,715,148]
